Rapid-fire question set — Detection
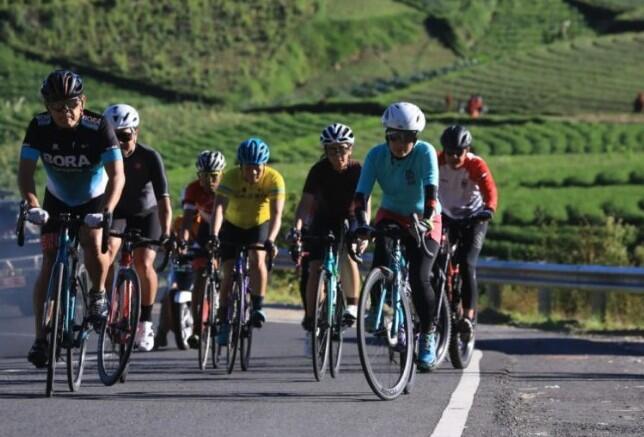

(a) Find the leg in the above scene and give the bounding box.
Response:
[304,260,322,322]
[33,248,56,339]
[249,249,268,326]
[104,236,122,296]
[79,226,111,321]
[457,221,488,321]
[133,247,158,351]
[339,252,360,305]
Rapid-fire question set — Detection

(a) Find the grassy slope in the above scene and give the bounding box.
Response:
[379,33,644,114]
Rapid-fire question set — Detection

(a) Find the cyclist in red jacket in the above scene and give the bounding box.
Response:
[438,125,498,339]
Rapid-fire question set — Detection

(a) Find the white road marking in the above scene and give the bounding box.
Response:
[430,349,483,437]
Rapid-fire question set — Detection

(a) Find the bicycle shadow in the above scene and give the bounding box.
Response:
[476,337,644,357]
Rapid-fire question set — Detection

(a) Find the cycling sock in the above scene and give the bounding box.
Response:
[347,297,358,306]
[140,305,153,322]
[251,295,264,311]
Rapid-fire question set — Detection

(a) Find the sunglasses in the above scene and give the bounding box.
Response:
[115,129,135,142]
[48,97,82,112]
[445,148,466,157]
[198,171,222,179]
[326,145,351,155]
[386,131,414,143]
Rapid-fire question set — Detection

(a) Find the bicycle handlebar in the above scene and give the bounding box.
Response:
[109,229,171,272]
[219,241,274,272]
[16,200,27,247]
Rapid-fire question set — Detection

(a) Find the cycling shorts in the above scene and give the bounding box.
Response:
[112,207,162,245]
[219,220,269,262]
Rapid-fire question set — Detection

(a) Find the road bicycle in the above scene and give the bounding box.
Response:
[167,251,195,351]
[434,212,488,369]
[348,215,431,400]
[97,229,168,385]
[17,202,92,397]
[216,242,273,374]
[300,229,347,381]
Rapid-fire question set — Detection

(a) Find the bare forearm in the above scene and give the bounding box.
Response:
[102,173,124,212]
[268,216,282,242]
[18,161,39,207]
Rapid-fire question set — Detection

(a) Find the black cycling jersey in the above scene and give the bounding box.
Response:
[20,110,121,207]
[114,143,169,218]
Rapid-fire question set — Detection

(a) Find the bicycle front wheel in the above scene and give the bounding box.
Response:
[434,289,452,369]
[67,264,89,392]
[98,269,141,386]
[227,280,243,374]
[45,262,64,397]
[312,270,330,381]
[198,279,215,371]
[329,285,345,378]
[357,268,414,401]
[240,290,253,371]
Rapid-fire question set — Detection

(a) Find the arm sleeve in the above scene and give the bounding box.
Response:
[302,165,318,195]
[99,118,122,163]
[150,149,169,199]
[355,148,377,197]
[20,119,40,161]
[268,169,286,200]
[472,158,498,211]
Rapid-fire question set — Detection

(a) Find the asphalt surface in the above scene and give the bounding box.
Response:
[1,303,643,437]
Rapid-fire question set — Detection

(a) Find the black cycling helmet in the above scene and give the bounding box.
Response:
[40,70,84,102]
[440,125,472,150]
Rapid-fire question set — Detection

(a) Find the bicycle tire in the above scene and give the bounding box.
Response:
[312,270,330,381]
[198,280,215,370]
[98,269,141,386]
[329,284,344,378]
[227,279,242,374]
[240,291,253,371]
[45,262,64,397]
[357,268,414,401]
[67,264,89,392]
[448,278,475,369]
[171,289,193,350]
[432,290,452,370]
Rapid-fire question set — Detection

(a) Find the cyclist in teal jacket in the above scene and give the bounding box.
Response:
[353,102,442,371]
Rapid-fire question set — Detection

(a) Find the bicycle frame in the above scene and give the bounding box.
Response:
[228,247,251,326]
[321,235,340,329]
[374,233,408,347]
[48,215,84,348]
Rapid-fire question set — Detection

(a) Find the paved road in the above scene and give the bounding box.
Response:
[1,304,643,437]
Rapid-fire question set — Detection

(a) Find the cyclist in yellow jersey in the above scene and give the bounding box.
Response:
[212,137,285,342]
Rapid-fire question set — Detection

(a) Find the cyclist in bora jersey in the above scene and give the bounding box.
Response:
[438,125,498,340]
[291,123,369,351]
[18,70,124,368]
[212,138,285,344]
[352,102,442,371]
[180,150,227,348]
[103,104,173,351]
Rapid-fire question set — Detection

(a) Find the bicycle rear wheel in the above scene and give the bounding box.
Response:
[45,262,64,397]
[240,291,253,371]
[98,269,141,386]
[357,268,414,401]
[198,279,215,370]
[448,279,475,369]
[329,286,344,378]
[227,280,242,374]
[435,290,452,367]
[67,264,89,392]
[312,271,330,381]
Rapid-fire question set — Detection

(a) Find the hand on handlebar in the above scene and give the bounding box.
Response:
[159,233,175,253]
[206,235,220,253]
[264,239,278,259]
[473,208,494,222]
[26,207,49,225]
[84,211,111,228]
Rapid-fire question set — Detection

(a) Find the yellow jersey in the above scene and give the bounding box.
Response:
[217,166,286,229]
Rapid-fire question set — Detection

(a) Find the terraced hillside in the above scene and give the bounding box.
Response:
[0,0,642,266]
[379,33,644,114]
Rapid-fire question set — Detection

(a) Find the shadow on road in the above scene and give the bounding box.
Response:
[477,337,644,356]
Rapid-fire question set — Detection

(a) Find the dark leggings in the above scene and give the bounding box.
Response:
[372,223,440,334]
[448,220,488,311]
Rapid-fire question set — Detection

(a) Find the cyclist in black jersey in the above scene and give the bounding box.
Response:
[18,70,125,368]
[103,104,172,352]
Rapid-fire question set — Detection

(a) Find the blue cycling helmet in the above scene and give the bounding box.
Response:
[237,137,270,165]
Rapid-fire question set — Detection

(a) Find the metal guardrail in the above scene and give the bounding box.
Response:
[274,249,644,294]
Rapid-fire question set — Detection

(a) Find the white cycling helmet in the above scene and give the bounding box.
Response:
[320,123,355,146]
[196,150,226,172]
[381,102,426,132]
[103,104,140,130]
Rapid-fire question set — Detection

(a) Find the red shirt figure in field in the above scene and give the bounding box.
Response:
[438,125,498,340]
[634,92,644,113]
[466,95,484,119]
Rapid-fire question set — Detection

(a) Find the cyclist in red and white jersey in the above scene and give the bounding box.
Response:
[438,125,498,338]
[180,150,226,348]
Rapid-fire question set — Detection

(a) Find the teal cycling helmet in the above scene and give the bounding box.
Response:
[237,137,270,165]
